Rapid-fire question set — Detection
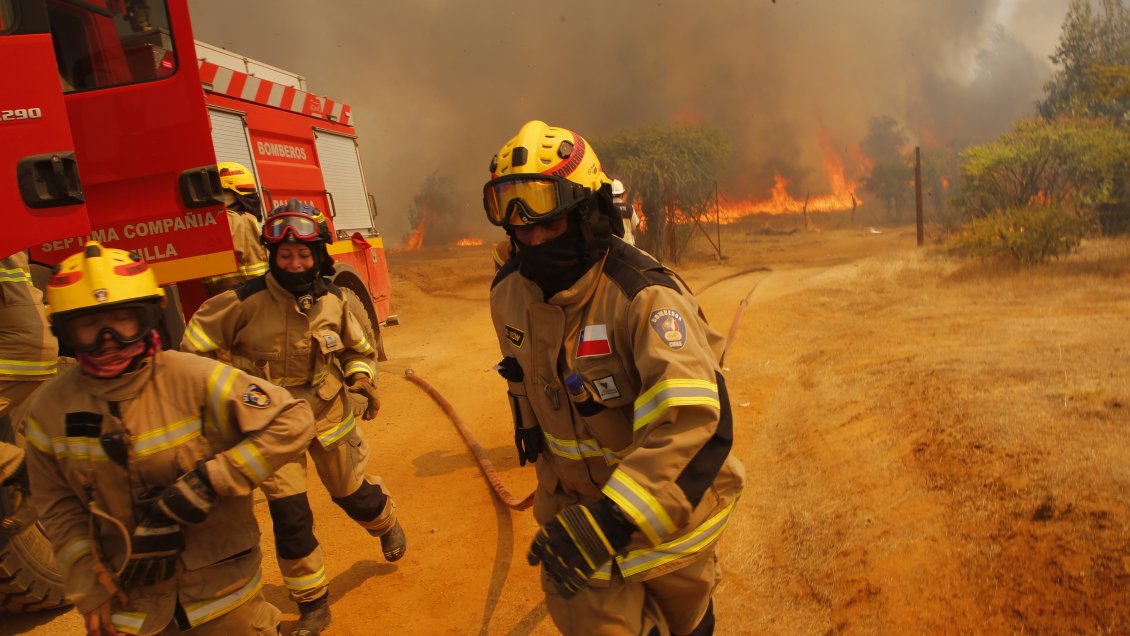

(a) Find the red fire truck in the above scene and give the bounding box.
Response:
[0,0,391,611]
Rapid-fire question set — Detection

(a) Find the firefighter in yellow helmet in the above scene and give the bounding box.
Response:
[180,200,405,636]
[24,242,315,635]
[0,250,60,535]
[202,162,270,296]
[485,121,745,636]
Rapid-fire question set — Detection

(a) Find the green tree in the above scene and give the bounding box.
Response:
[1038,0,1130,122]
[597,123,731,261]
[860,116,912,222]
[956,117,1130,218]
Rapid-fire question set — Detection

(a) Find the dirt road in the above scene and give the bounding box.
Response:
[9,223,1130,634]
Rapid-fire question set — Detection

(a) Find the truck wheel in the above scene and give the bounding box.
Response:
[0,416,67,614]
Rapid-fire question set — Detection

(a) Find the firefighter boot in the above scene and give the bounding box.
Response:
[380,520,406,562]
[291,595,331,636]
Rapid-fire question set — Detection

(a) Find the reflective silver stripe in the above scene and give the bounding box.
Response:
[229,440,272,483]
[111,611,145,634]
[283,567,326,591]
[185,321,220,353]
[632,379,719,431]
[52,436,108,462]
[0,359,57,376]
[602,470,676,545]
[0,267,30,283]
[542,431,621,465]
[183,569,263,626]
[207,364,238,437]
[316,411,355,447]
[343,360,373,377]
[132,416,201,458]
[350,336,373,354]
[55,536,92,570]
[24,417,51,453]
[617,497,739,577]
[240,262,268,276]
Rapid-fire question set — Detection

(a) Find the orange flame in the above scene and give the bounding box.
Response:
[715,129,865,223]
[403,216,426,251]
[455,237,484,247]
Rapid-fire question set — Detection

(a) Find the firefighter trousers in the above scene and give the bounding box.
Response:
[259,426,397,604]
[542,544,722,636]
[153,588,281,635]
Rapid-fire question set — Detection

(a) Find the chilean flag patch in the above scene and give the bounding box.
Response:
[577,324,611,358]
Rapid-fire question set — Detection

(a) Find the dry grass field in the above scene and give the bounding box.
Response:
[9,220,1130,635]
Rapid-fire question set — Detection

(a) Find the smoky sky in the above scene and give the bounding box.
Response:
[188,0,1070,244]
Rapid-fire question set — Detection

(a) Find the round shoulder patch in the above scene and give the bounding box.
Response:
[242,384,271,408]
[649,308,687,349]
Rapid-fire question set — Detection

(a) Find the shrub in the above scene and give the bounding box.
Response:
[948,206,1086,265]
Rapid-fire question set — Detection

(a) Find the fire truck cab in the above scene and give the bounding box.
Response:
[0,0,390,612]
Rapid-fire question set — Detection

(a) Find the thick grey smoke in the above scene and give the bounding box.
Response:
[188,0,1070,244]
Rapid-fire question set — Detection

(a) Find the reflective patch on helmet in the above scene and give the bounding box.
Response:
[242,384,271,408]
[93,288,109,303]
[648,308,686,350]
[505,325,525,349]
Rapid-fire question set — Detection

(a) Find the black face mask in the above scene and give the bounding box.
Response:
[229,191,263,222]
[517,215,599,299]
[269,243,328,298]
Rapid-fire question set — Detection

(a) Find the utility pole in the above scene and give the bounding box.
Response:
[915,146,924,247]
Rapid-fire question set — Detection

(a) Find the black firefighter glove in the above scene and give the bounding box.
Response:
[497,357,541,466]
[121,463,216,587]
[0,458,35,535]
[528,499,636,598]
[348,375,381,420]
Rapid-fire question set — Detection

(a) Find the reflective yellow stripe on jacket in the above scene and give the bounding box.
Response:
[203,261,268,284]
[0,358,57,376]
[54,536,92,571]
[0,266,31,284]
[542,430,621,466]
[591,496,740,580]
[316,411,355,447]
[602,469,677,545]
[184,321,221,354]
[633,378,720,432]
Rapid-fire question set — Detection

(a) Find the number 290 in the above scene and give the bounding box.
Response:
[1,108,43,121]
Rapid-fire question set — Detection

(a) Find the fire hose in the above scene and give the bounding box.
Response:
[403,369,534,511]
[700,267,772,367]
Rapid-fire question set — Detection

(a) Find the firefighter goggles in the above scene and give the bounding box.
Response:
[483,174,592,227]
[263,213,321,244]
[56,303,160,353]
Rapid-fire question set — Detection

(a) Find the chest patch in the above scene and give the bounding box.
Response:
[505,325,526,348]
[242,384,271,408]
[322,333,339,349]
[592,375,621,400]
[649,308,687,349]
[577,324,611,358]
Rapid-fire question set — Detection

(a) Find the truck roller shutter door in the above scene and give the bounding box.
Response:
[314,130,371,232]
[208,108,255,171]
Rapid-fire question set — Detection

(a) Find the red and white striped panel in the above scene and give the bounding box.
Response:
[197,60,353,126]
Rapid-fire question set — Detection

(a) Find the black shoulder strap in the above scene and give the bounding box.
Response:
[234,275,268,301]
[323,280,344,300]
[491,257,520,290]
[602,241,680,300]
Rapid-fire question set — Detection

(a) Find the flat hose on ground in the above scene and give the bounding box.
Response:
[403,369,534,511]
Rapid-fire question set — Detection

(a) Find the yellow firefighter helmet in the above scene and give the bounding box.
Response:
[217,161,257,194]
[46,242,165,320]
[483,120,611,227]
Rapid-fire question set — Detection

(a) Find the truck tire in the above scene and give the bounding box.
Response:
[0,416,67,614]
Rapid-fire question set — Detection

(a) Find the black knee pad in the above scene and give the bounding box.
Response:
[330,481,388,523]
[268,493,319,560]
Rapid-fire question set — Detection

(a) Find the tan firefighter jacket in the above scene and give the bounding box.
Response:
[202,210,269,295]
[490,240,746,583]
[24,350,314,635]
[180,273,377,449]
[0,252,58,381]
